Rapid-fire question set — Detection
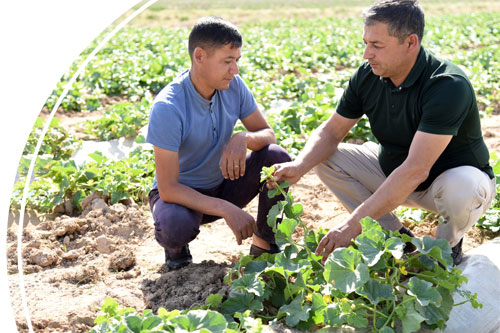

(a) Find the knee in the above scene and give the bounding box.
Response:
[432,168,491,215]
[262,144,292,165]
[153,202,200,248]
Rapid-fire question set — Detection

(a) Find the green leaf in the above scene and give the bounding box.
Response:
[323,247,369,293]
[291,203,304,217]
[101,298,118,316]
[278,295,311,327]
[380,327,395,333]
[411,236,453,269]
[170,310,227,332]
[415,286,453,329]
[355,233,385,266]
[268,187,280,198]
[125,315,142,333]
[385,237,405,259]
[141,316,162,330]
[407,277,442,306]
[401,302,425,333]
[88,151,108,165]
[357,278,395,304]
[274,253,310,273]
[244,260,269,274]
[231,273,265,297]
[324,303,344,327]
[275,218,299,246]
[267,201,284,231]
[205,294,223,309]
[260,166,274,183]
[310,293,327,324]
[221,293,263,315]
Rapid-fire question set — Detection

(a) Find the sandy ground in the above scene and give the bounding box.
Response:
[7,115,500,333]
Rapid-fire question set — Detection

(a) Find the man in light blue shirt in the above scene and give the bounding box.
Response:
[147,16,291,270]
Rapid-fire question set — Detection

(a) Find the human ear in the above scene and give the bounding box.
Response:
[193,47,205,64]
[407,34,419,50]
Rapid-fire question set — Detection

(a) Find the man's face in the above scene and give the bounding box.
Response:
[363,22,410,84]
[201,43,241,91]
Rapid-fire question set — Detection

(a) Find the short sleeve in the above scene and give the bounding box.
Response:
[336,67,364,119]
[237,75,258,119]
[146,101,182,152]
[418,75,472,135]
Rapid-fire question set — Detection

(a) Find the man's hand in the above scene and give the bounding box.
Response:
[223,204,257,245]
[315,219,362,264]
[221,132,247,180]
[266,161,305,189]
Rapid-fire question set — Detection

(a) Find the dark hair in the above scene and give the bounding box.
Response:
[188,17,242,60]
[362,0,425,43]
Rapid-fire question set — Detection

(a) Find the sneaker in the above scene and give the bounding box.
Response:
[451,238,463,266]
[165,244,192,270]
[399,226,417,254]
[250,243,281,257]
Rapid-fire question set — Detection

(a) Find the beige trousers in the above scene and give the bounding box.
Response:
[315,141,496,247]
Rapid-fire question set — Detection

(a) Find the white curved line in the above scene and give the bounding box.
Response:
[16,0,158,331]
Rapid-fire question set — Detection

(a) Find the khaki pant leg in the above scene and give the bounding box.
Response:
[314,141,403,231]
[409,166,496,247]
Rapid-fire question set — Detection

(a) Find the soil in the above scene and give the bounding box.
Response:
[7,114,500,333]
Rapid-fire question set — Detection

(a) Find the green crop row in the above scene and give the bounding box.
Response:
[11,145,154,213]
[13,13,500,233]
[45,13,500,113]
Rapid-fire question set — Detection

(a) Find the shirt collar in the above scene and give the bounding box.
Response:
[184,70,217,107]
[379,46,427,90]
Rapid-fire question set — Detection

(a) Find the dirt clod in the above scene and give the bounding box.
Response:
[109,248,136,271]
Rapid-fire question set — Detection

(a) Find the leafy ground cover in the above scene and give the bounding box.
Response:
[88,167,481,332]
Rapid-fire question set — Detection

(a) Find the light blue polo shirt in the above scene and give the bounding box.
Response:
[147,69,257,190]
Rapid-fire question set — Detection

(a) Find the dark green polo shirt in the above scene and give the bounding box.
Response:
[337,46,493,191]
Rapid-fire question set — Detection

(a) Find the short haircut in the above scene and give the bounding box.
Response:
[188,17,242,60]
[362,0,425,43]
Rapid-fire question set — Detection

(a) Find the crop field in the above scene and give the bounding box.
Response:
[8,0,500,332]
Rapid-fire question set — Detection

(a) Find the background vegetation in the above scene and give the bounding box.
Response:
[12,0,500,234]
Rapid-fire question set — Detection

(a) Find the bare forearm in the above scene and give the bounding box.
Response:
[158,183,234,218]
[294,122,341,175]
[243,128,276,151]
[351,163,428,223]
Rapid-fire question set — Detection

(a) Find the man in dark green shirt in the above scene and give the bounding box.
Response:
[270,0,496,266]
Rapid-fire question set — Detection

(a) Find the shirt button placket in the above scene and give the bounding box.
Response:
[209,104,217,141]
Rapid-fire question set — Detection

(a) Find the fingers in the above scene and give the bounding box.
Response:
[221,158,245,180]
[235,232,242,245]
[234,221,255,245]
[315,236,328,257]
[315,234,335,264]
[238,159,246,177]
[220,158,229,179]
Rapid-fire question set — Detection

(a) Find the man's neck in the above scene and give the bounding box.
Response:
[390,47,420,87]
[189,68,215,100]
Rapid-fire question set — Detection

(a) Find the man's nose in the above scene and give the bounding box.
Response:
[363,46,373,59]
[230,62,239,74]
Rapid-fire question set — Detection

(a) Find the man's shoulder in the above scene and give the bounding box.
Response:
[154,70,189,106]
[424,50,470,84]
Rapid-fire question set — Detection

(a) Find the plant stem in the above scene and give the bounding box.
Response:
[358,303,389,319]
[254,313,276,320]
[296,243,324,268]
